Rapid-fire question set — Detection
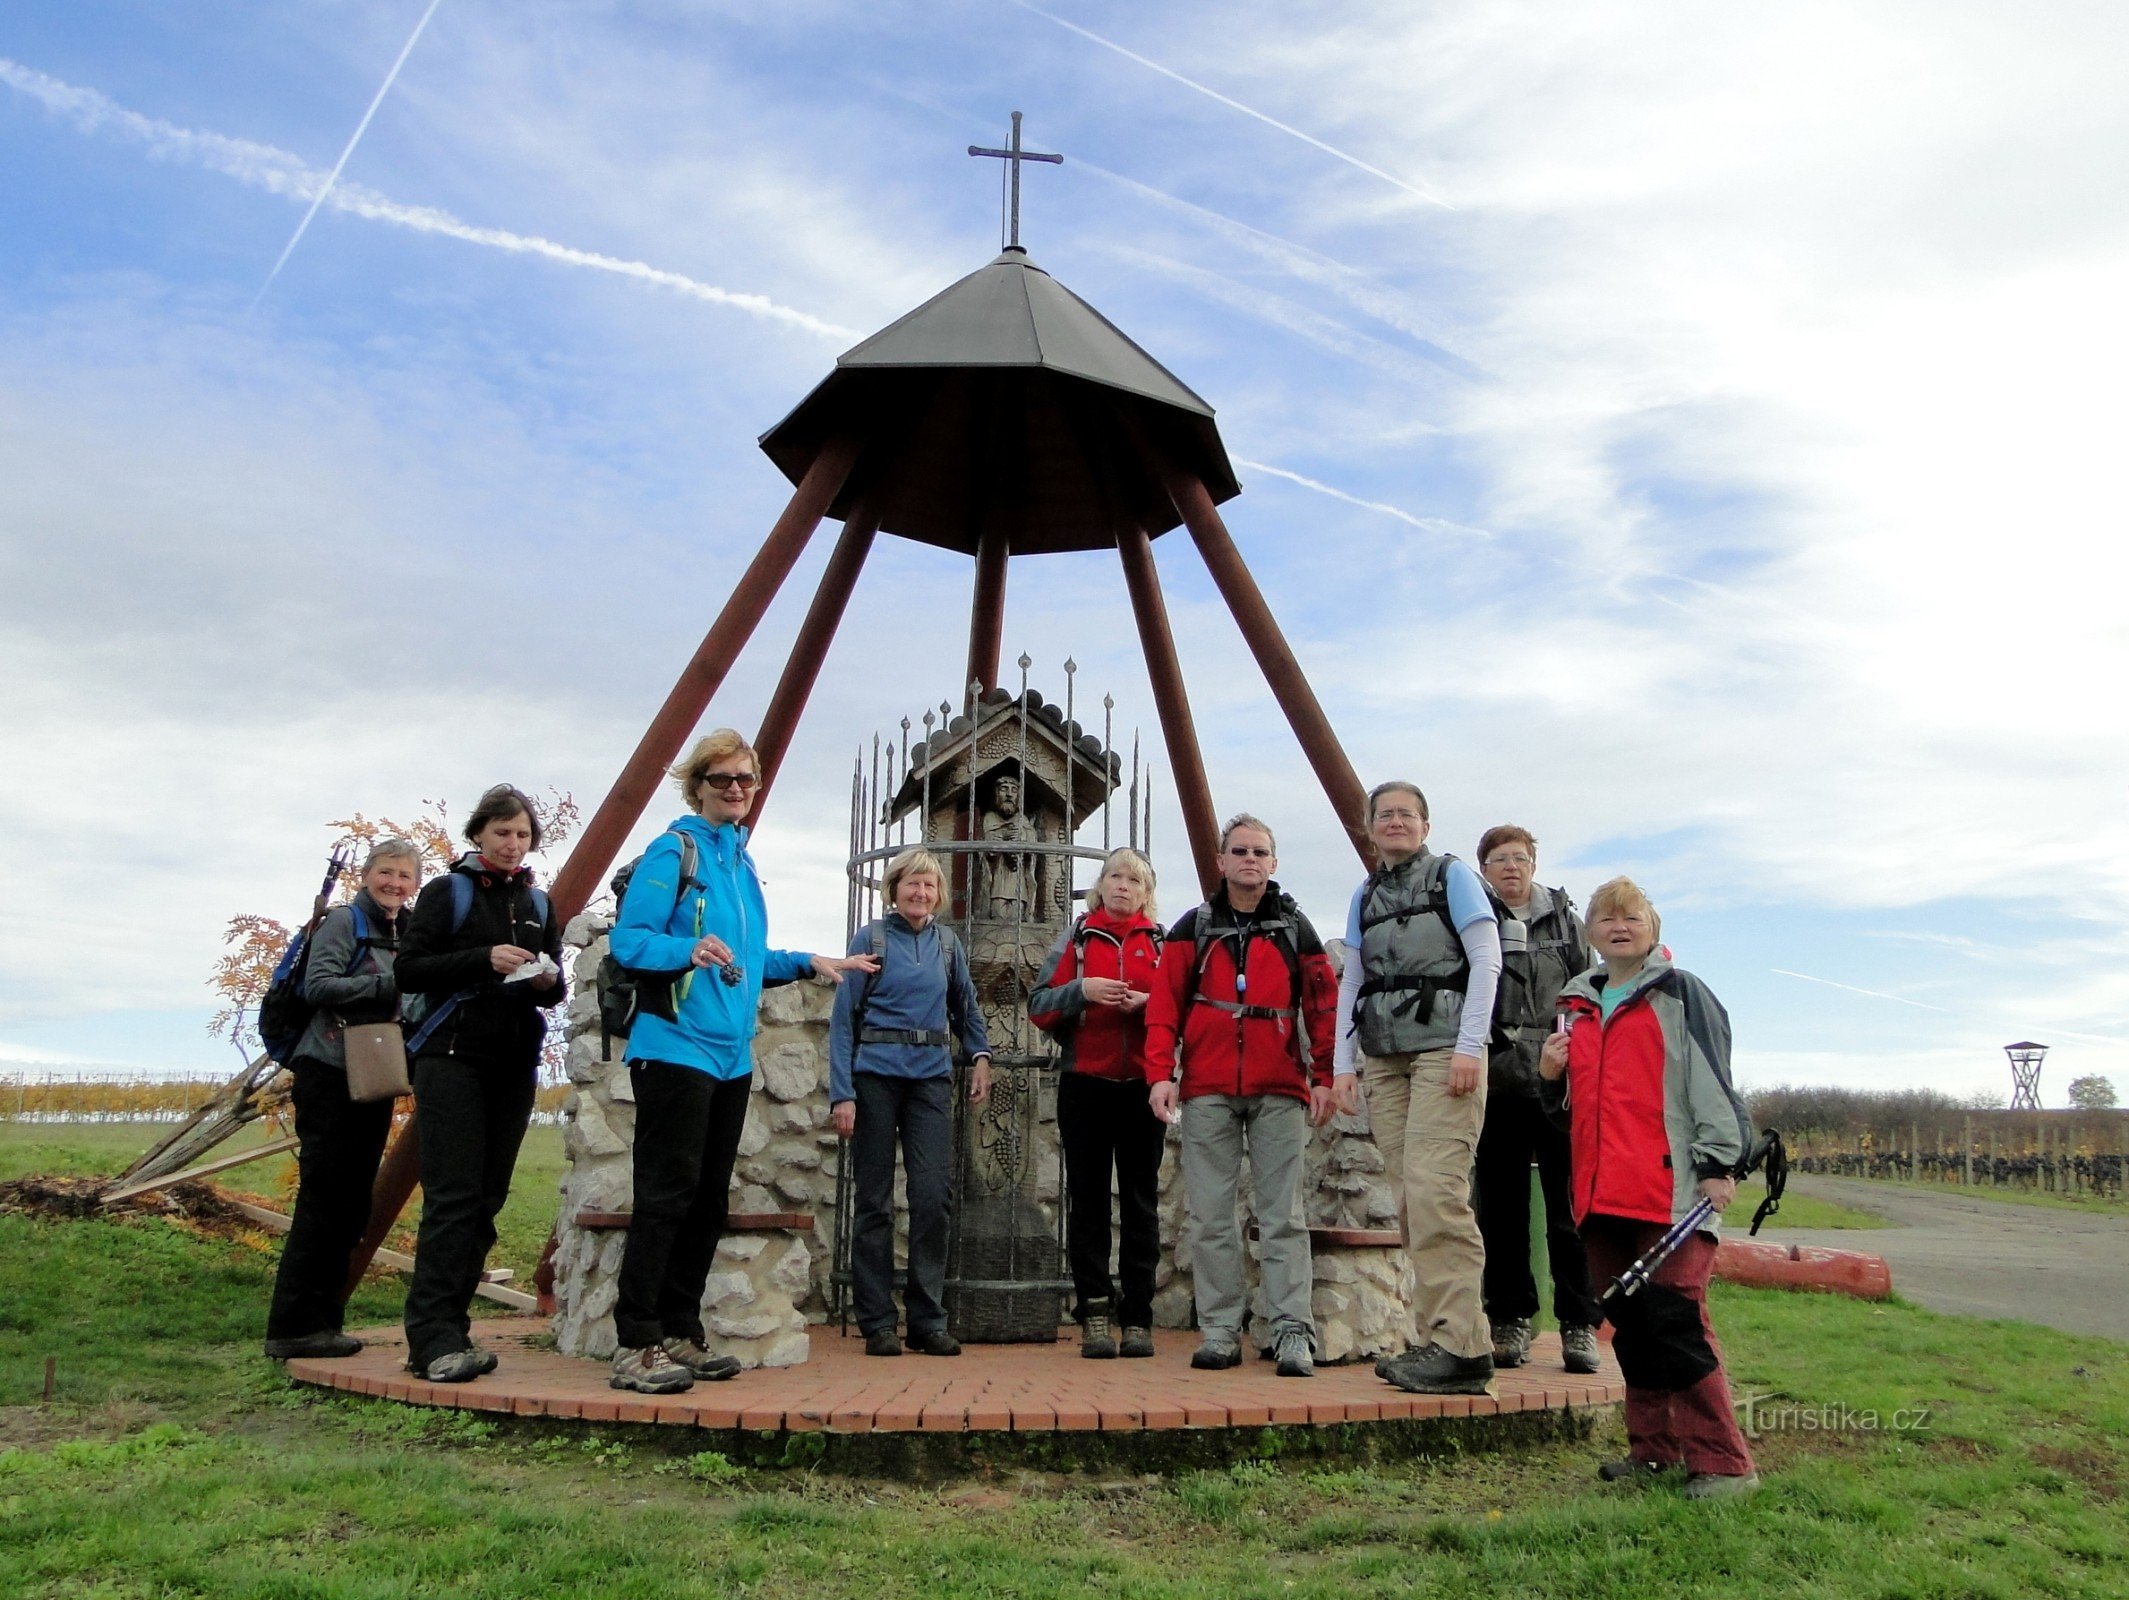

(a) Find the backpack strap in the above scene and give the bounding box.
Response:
[851,919,966,1053]
[1184,900,1313,1071]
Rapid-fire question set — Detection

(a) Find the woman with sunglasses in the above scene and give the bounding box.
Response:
[604,729,877,1393]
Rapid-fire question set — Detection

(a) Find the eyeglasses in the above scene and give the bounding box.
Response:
[1485,852,1535,868]
[1373,808,1425,824]
[701,772,760,791]
[1226,846,1273,859]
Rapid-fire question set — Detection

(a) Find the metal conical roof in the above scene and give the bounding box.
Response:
[758,248,1239,555]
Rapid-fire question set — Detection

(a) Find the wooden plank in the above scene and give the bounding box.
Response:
[575,1208,814,1232]
[103,1135,301,1203]
[225,1198,538,1311]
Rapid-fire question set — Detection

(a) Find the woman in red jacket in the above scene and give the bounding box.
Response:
[1539,876,1759,1499]
[1030,849,1166,1359]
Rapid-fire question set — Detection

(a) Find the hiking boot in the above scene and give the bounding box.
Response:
[907,1327,962,1357]
[1118,1326,1156,1359]
[467,1345,500,1376]
[414,1347,491,1384]
[1273,1329,1315,1378]
[1683,1471,1762,1501]
[610,1344,695,1394]
[1190,1332,1242,1370]
[663,1337,742,1382]
[1560,1324,1601,1375]
[1373,1344,1421,1380]
[264,1330,362,1360]
[1382,1343,1494,1395]
[1598,1458,1681,1484]
[1490,1317,1533,1369]
[1081,1307,1119,1360]
[864,1327,903,1357]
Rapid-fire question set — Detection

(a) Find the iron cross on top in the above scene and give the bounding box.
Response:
[968,111,1063,250]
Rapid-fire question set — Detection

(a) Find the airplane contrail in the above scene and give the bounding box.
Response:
[1771,969,1951,1011]
[1231,457,1487,538]
[1008,0,1452,209]
[0,58,855,339]
[256,0,445,307]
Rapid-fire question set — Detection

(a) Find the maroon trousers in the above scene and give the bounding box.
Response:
[1581,1215,1755,1476]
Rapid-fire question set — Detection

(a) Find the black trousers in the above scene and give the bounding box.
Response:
[613,1061,753,1350]
[1474,1088,1600,1327]
[1057,1072,1167,1326]
[266,1055,394,1339]
[850,1072,954,1337]
[403,1051,536,1369]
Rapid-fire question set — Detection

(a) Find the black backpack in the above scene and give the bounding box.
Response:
[594,830,702,1048]
[258,849,352,1064]
[1180,896,1315,1071]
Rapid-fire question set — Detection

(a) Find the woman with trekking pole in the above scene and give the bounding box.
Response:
[1538,876,1760,1498]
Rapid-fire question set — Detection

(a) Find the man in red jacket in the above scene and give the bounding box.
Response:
[1147,814,1338,1377]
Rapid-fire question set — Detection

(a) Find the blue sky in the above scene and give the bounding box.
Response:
[4,1,2126,1103]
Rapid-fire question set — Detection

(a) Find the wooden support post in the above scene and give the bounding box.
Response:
[101,1133,300,1204]
[750,505,881,824]
[1963,1114,1973,1187]
[344,1117,422,1303]
[1117,523,1221,896]
[967,526,1009,694]
[1164,469,1372,868]
[548,437,860,925]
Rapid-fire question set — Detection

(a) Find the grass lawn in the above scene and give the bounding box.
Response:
[1807,1175,2129,1217]
[1737,1175,1889,1231]
[3,1140,2125,1597]
[1,1120,571,1282]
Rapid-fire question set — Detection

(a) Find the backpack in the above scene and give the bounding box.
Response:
[258,849,352,1065]
[850,918,966,1052]
[402,870,553,1054]
[593,831,702,1048]
[1180,896,1315,1071]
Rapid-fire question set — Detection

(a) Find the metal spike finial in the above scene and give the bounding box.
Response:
[1063,657,1077,675]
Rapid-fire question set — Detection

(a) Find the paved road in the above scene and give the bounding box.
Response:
[1754,1176,2128,1342]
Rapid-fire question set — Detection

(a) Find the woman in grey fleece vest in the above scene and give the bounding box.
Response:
[263,838,422,1361]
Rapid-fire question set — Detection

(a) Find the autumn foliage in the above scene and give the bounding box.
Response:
[207,791,581,1072]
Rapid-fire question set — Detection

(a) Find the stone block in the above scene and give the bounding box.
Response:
[607,1065,635,1104]
[708,1309,787,1341]
[766,1239,815,1295]
[736,1103,771,1159]
[760,1331,811,1368]
[700,1269,751,1309]
[715,1236,767,1262]
[760,1042,820,1102]
[564,1098,629,1160]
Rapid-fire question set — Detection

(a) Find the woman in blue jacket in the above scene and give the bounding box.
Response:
[829,846,992,1358]
[606,729,876,1394]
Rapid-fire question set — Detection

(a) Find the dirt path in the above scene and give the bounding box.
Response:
[1754,1176,2129,1342]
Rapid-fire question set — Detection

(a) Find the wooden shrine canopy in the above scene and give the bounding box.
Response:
[548,244,1370,924]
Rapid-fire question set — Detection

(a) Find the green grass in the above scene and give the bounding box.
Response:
[1812,1175,2129,1216]
[1742,1179,1891,1231]
[4,1168,2126,1598]
[2,1120,570,1280]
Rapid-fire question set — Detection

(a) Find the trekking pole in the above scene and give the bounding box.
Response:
[1597,1129,1786,1315]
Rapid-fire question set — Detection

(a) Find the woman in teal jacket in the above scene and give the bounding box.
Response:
[605,728,875,1394]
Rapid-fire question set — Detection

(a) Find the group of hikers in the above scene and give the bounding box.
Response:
[261,726,1760,1498]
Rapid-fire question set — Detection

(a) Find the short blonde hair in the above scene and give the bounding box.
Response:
[1587,876,1660,942]
[1087,847,1157,921]
[883,846,947,910]
[672,728,760,802]
[363,838,424,878]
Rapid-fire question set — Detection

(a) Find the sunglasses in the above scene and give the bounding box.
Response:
[1226,846,1273,859]
[701,772,761,792]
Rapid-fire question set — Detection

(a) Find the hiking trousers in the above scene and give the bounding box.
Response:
[849,1071,954,1337]
[614,1061,753,1351]
[1475,1083,1599,1328]
[404,1051,536,1370]
[1361,1045,1489,1359]
[1180,1092,1314,1344]
[266,1055,394,1339]
[1058,1071,1168,1326]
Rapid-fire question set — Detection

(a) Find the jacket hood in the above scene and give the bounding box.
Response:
[1562,947,1673,1011]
